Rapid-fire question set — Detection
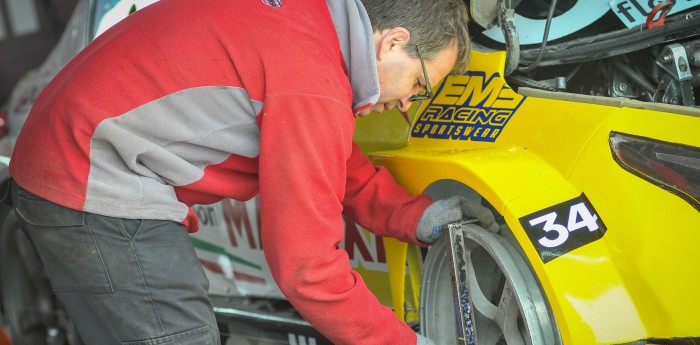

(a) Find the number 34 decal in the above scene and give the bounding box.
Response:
[519,194,607,263]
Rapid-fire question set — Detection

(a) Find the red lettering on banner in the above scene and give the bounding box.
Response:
[376,235,386,264]
[343,219,387,264]
[221,198,262,250]
[345,221,373,262]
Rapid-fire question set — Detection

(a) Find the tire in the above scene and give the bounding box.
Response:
[0,206,82,345]
[419,223,560,345]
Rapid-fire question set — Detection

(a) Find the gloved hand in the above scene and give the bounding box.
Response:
[415,195,499,243]
[417,333,435,345]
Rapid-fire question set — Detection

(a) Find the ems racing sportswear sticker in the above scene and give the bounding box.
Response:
[411,72,525,142]
[519,194,607,263]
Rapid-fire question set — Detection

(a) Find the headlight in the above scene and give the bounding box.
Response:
[609,131,700,211]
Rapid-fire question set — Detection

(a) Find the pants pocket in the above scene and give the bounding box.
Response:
[122,326,215,345]
[14,188,113,293]
[15,187,84,227]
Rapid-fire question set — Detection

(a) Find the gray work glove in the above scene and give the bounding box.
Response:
[416,195,499,243]
[417,334,435,345]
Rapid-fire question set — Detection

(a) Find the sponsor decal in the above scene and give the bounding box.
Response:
[411,72,524,142]
[611,0,698,28]
[519,194,607,263]
[193,201,267,286]
[192,201,390,288]
[191,237,261,270]
[198,258,266,284]
[262,0,282,7]
[342,219,388,272]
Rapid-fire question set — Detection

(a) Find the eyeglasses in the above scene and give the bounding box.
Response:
[408,46,433,102]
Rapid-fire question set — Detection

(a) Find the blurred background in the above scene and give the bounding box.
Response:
[0,0,77,105]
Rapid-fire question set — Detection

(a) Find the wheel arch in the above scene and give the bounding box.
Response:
[369,145,571,221]
[370,145,572,325]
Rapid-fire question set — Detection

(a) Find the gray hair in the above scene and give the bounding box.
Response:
[360,0,471,72]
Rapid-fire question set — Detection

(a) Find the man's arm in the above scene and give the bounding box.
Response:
[342,142,433,244]
[258,94,417,345]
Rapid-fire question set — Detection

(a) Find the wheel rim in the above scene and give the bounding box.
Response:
[420,223,559,345]
[0,211,81,345]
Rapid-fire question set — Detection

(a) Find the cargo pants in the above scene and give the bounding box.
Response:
[9,181,221,345]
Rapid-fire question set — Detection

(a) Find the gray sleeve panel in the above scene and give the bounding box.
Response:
[84,86,263,221]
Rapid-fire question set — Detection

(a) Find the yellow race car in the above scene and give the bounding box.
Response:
[354,1,700,344]
[0,1,697,345]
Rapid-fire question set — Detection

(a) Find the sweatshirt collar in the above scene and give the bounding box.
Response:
[326,0,380,114]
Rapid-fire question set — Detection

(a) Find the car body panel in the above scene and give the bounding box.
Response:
[356,50,700,343]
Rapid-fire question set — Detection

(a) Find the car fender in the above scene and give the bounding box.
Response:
[369,144,576,323]
[370,144,652,343]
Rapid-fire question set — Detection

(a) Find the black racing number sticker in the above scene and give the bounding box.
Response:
[519,194,606,263]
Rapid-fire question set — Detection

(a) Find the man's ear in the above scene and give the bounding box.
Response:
[375,27,411,61]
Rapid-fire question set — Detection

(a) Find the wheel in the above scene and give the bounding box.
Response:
[419,223,560,345]
[0,206,82,345]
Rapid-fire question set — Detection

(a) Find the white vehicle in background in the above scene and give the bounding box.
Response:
[0,1,345,344]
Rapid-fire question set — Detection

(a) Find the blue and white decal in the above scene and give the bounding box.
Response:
[611,0,699,28]
[519,194,607,263]
[411,72,524,142]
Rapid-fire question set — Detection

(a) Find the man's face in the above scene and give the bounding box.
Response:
[358,29,458,117]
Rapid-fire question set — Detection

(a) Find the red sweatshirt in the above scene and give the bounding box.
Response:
[10,0,432,343]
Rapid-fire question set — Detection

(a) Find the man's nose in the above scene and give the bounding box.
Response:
[397,98,412,112]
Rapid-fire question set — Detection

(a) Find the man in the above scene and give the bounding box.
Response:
[9,0,497,344]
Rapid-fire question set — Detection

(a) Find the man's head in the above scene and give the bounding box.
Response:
[357,0,471,116]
